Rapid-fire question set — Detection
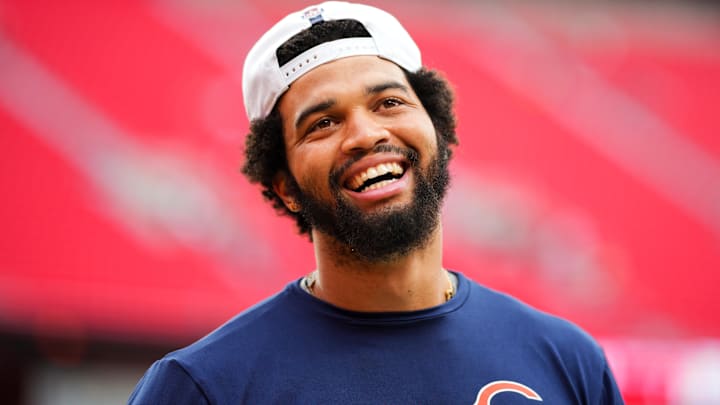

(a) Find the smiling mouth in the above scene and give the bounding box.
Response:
[345,162,406,193]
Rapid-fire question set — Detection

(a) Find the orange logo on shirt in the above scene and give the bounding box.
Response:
[473,380,543,405]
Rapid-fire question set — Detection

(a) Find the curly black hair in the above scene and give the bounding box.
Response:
[242,20,458,236]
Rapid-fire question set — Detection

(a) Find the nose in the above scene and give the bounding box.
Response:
[339,110,390,155]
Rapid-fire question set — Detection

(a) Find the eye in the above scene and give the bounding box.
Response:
[307,117,336,134]
[379,97,403,109]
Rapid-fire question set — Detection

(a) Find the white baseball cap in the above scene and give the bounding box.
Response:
[242,1,422,121]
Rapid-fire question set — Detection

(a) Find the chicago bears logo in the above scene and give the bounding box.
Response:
[473,380,543,405]
[301,6,325,25]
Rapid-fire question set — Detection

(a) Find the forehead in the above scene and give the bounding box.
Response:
[278,56,411,112]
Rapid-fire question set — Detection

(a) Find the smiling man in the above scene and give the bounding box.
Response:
[129,2,624,404]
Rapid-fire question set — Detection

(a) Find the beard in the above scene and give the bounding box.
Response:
[290,142,451,263]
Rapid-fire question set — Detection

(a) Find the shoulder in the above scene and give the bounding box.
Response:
[130,282,305,404]
[175,283,301,364]
[458,275,624,402]
[465,277,595,336]
[460,274,610,368]
[128,357,209,404]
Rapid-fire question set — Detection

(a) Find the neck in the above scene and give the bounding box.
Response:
[309,223,447,312]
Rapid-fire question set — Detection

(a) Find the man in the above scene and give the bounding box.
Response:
[129,2,624,404]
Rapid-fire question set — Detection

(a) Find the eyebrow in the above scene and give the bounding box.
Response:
[365,81,410,96]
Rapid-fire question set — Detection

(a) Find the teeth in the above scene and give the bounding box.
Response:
[347,162,404,191]
[366,167,378,180]
[364,179,397,191]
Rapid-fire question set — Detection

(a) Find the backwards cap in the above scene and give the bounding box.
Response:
[242,1,422,121]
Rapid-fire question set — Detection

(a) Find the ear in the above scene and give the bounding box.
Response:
[273,171,301,213]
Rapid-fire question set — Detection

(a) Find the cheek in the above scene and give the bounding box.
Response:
[414,115,439,154]
[287,143,336,192]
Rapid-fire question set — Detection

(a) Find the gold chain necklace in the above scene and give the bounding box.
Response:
[303,270,456,302]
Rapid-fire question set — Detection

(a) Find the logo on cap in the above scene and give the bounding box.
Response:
[302,7,325,25]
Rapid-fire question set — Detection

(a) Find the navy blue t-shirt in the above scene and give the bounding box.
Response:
[129,272,624,404]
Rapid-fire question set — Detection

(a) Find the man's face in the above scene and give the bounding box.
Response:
[276,56,450,262]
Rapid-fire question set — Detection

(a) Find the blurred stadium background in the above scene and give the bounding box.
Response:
[1,0,719,403]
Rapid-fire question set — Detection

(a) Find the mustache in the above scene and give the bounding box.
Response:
[329,144,419,187]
